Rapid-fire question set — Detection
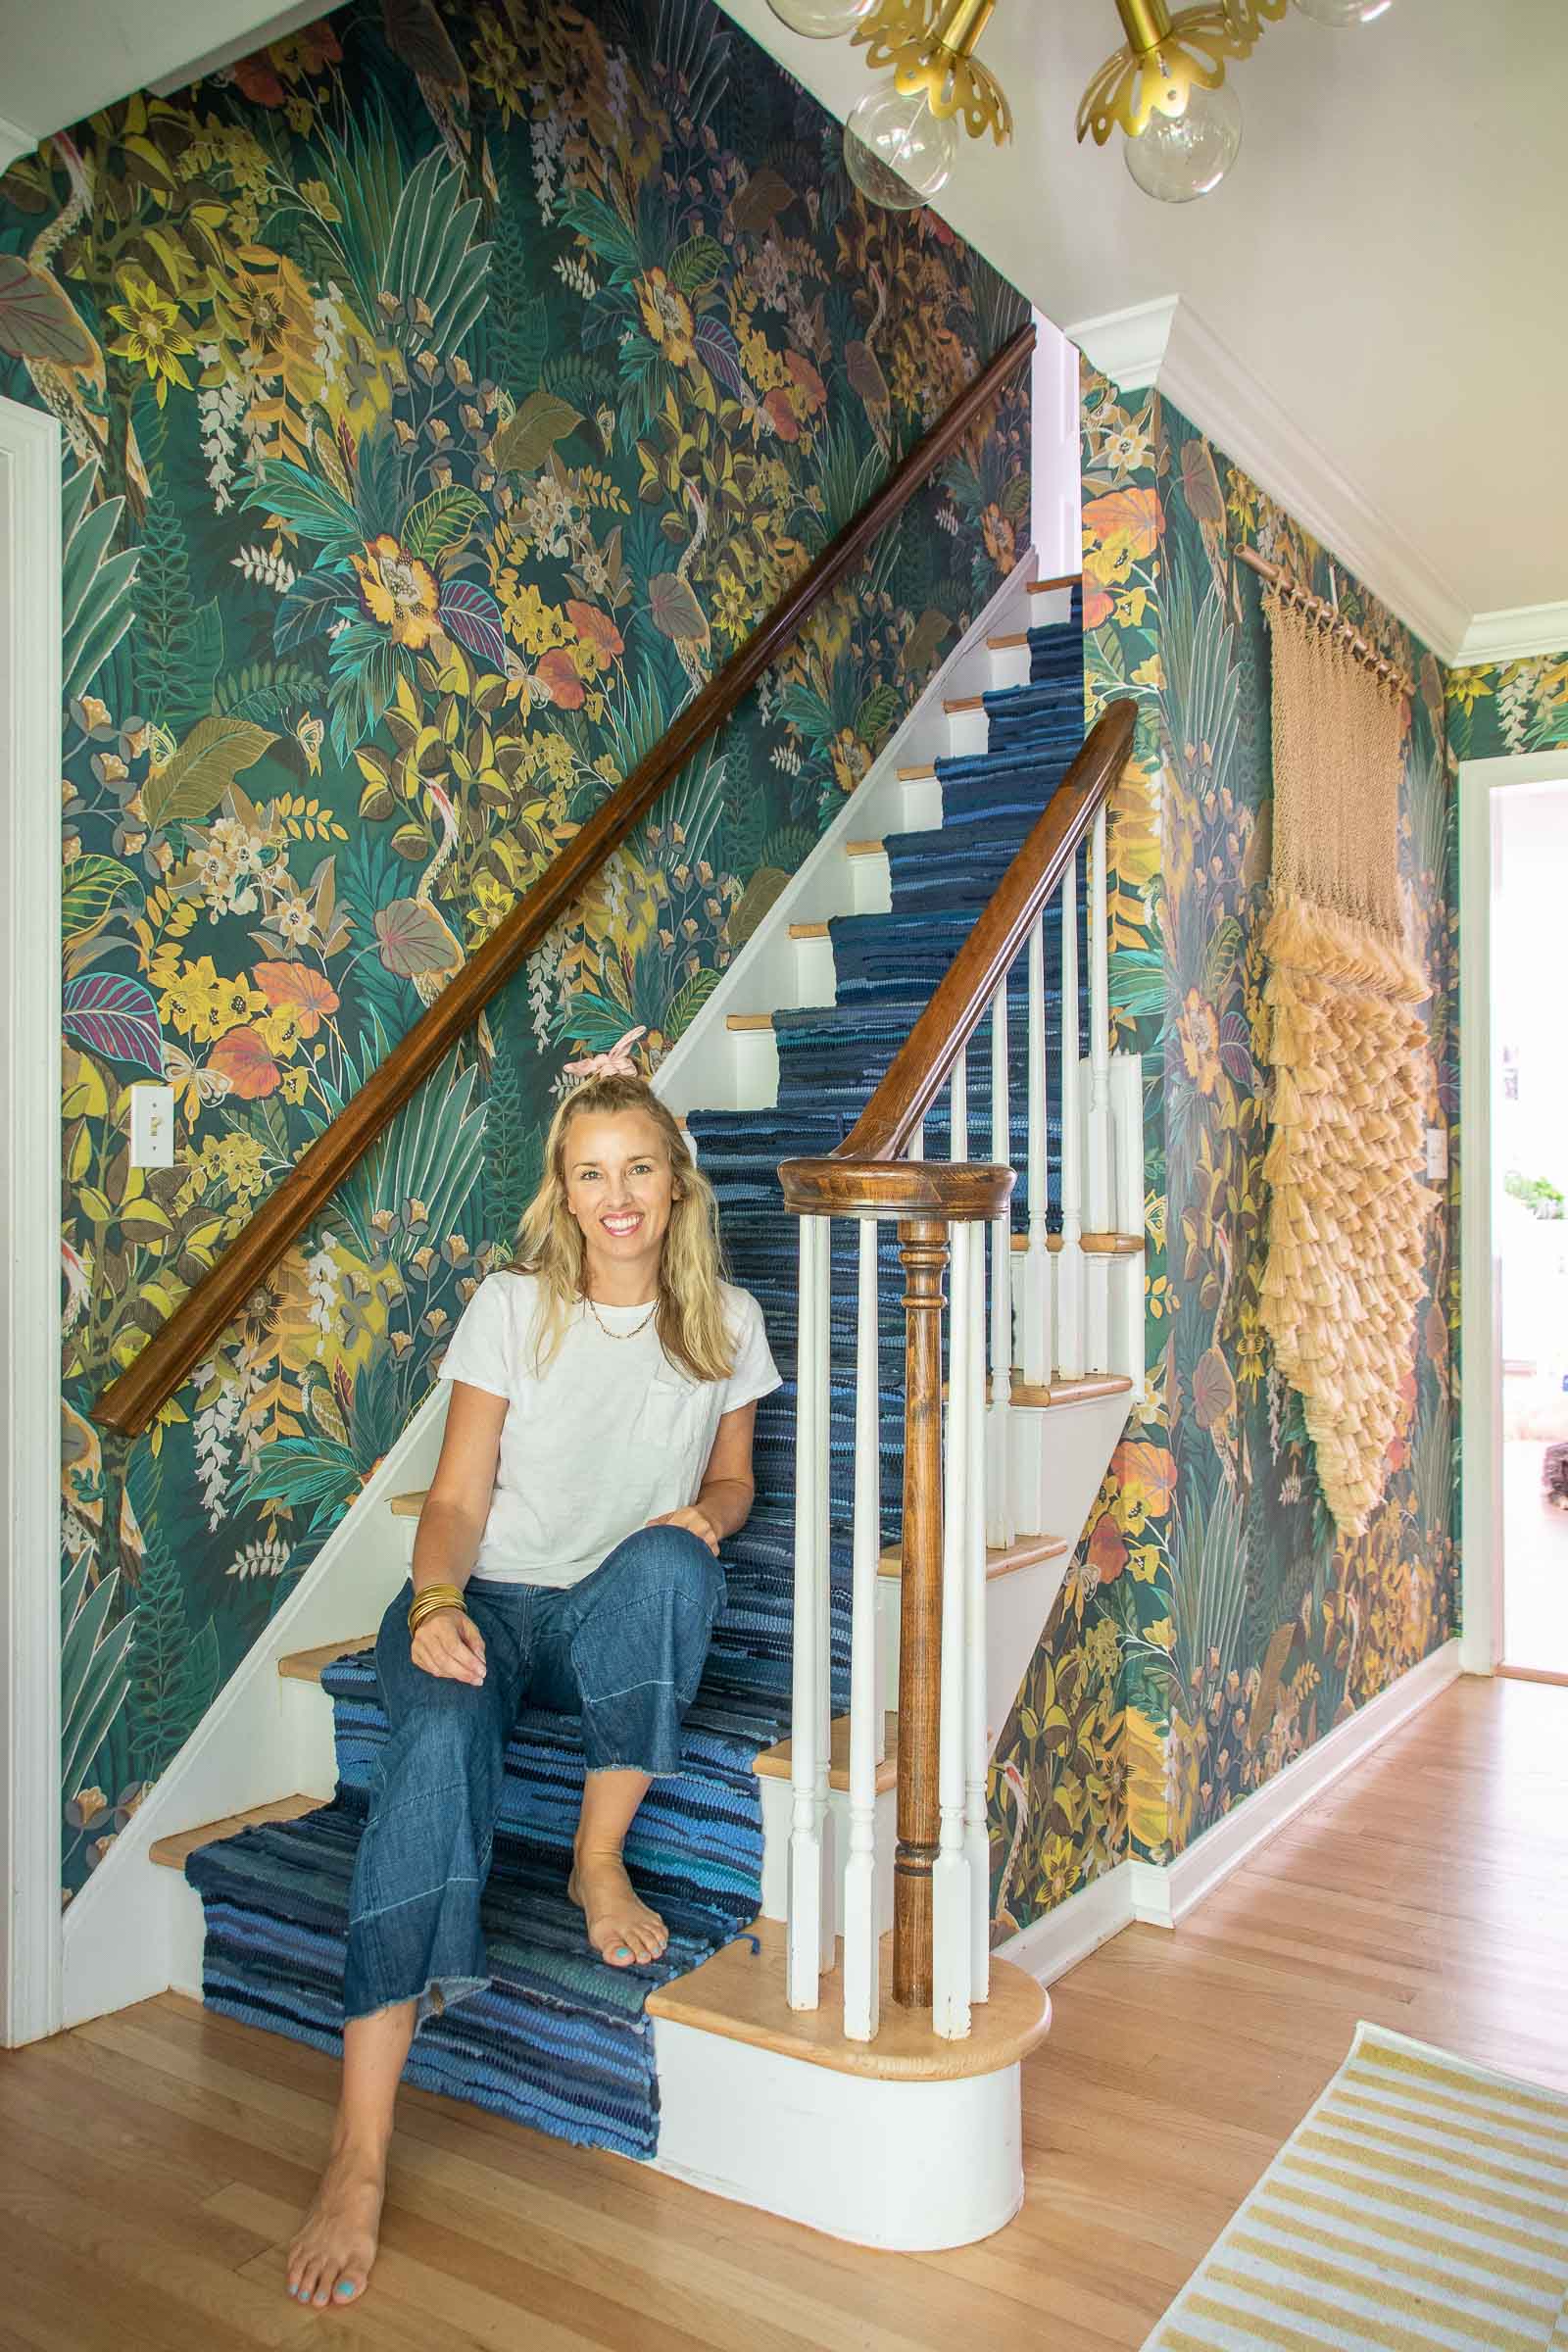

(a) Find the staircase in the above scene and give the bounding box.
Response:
[147,563,1146,2249]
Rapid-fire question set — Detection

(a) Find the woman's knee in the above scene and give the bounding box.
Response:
[626,1522,724,1611]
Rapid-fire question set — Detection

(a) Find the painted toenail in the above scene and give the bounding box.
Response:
[335,2281,356,2298]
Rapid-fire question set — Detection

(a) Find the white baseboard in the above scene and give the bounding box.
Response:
[999,1639,1462,1985]
[995,1864,1134,1985]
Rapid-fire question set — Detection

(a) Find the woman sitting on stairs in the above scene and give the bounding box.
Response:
[288,1055,780,2309]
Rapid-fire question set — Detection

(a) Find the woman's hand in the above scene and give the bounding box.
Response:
[646,1505,721,1556]
[412,1606,487,1686]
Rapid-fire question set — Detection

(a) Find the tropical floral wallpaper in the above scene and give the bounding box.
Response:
[1447,651,1568,762]
[988,370,1460,1936]
[1,0,1029,1898]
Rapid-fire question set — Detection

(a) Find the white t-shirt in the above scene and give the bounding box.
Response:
[436,1269,781,1588]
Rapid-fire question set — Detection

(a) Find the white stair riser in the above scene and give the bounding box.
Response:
[1006,1390,1132,1563]
[944,705,988,760]
[875,1550,1071,1771]
[896,773,943,832]
[849,847,892,916]
[789,931,836,1007]
[652,2023,1024,2250]
[1028,583,1074,628]
[726,1025,779,1110]
[986,640,1032,693]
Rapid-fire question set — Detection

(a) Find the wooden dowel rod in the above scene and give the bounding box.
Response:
[1237,544,1414,699]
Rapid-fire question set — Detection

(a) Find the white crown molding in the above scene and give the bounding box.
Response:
[1066,294,1472,666]
[1452,604,1568,670]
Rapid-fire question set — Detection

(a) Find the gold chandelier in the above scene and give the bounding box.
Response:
[763,0,1394,211]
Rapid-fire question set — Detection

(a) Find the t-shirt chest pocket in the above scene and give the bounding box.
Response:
[631,1364,703,1452]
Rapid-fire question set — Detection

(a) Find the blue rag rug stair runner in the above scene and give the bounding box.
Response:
[184,591,1085,2163]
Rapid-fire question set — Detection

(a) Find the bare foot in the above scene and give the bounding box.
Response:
[287,2140,386,2309]
[569,1847,669,1968]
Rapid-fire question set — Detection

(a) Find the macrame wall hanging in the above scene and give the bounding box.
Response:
[1256,587,1436,1536]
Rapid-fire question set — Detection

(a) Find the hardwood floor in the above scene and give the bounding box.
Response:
[3,1673,1564,2352]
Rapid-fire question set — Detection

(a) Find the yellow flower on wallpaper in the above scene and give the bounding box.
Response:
[351,537,442,649]
[636,269,696,369]
[106,271,196,406]
[1176,985,1223,1096]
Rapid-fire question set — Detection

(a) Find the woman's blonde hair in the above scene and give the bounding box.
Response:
[512,1072,735,1384]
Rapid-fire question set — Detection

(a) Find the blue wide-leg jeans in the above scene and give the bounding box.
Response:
[341,1524,724,2025]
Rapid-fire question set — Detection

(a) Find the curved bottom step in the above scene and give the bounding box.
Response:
[648,1917,1048,2250]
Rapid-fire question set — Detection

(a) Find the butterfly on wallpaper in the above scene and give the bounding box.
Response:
[295,713,324,775]
[164,1044,233,1115]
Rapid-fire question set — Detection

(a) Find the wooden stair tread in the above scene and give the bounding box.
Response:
[150,1794,326,1871]
[754,1710,899,1793]
[1028,570,1079,594]
[896,761,937,781]
[787,921,830,940]
[878,1533,1068,1583]
[987,631,1028,650]
[647,1914,1050,2082]
[279,1636,373,1684]
[942,695,985,713]
[1010,1373,1134,1409]
[725,1012,774,1033]
[845,837,885,858]
[389,1489,427,1517]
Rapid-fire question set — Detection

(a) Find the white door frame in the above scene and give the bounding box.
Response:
[1,394,63,2046]
[1457,748,1568,1678]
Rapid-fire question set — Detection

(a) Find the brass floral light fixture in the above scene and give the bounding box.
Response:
[765,0,1392,210]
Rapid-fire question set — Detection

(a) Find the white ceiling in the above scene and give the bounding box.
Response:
[2,0,1563,644]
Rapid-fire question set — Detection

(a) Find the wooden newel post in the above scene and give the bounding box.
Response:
[894,1215,948,2008]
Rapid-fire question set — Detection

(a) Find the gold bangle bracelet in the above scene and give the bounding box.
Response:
[408,1584,466,1634]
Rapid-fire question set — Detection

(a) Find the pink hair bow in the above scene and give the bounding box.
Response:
[563,1025,647,1080]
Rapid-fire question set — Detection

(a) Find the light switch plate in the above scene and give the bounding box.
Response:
[1424,1125,1448,1185]
[129,1083,175,1169]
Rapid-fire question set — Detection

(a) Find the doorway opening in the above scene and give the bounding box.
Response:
[1494,778,1568,1675]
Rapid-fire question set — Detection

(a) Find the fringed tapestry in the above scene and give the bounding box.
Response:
[1257,592,1435,1535]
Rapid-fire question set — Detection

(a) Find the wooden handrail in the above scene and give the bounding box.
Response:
[777,697,1137,1222]
[93,322,1036,1436]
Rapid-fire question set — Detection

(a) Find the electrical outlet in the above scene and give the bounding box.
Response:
[1424,1126,1448,1185]
[129,1083,175,1169]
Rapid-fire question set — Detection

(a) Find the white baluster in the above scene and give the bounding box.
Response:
[1021,915,1051,1388]
[843,1216,881,2041]
[1085,805,1112,1376]
[910,1120,926,1162]
[965,1214,992,2001]
[1056,851,1085,1380]
[933,1219,973,2040]
[1087,803,1112,1233]
[950,1045,967,1162]
[788,1213,829,2009]
[987,977,1015,1548]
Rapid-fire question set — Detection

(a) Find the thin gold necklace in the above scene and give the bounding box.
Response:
[583,1293,658,1341]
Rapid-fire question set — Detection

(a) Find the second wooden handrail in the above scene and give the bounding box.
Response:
[777,696,1137,1222]
[94,323,1035,1436]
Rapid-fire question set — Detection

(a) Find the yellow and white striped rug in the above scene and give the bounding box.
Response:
[1145,2022,1568,2351]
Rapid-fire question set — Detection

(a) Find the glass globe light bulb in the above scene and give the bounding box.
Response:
[765,0,877,36]
[1292,0,1392,23]
[1123,72,1242,203]
[844,80,958,210]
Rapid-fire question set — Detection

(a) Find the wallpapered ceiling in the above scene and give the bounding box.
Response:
[987,372,1460,1936]
[1447,650,1568,762]
[0,0,1029,1896]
